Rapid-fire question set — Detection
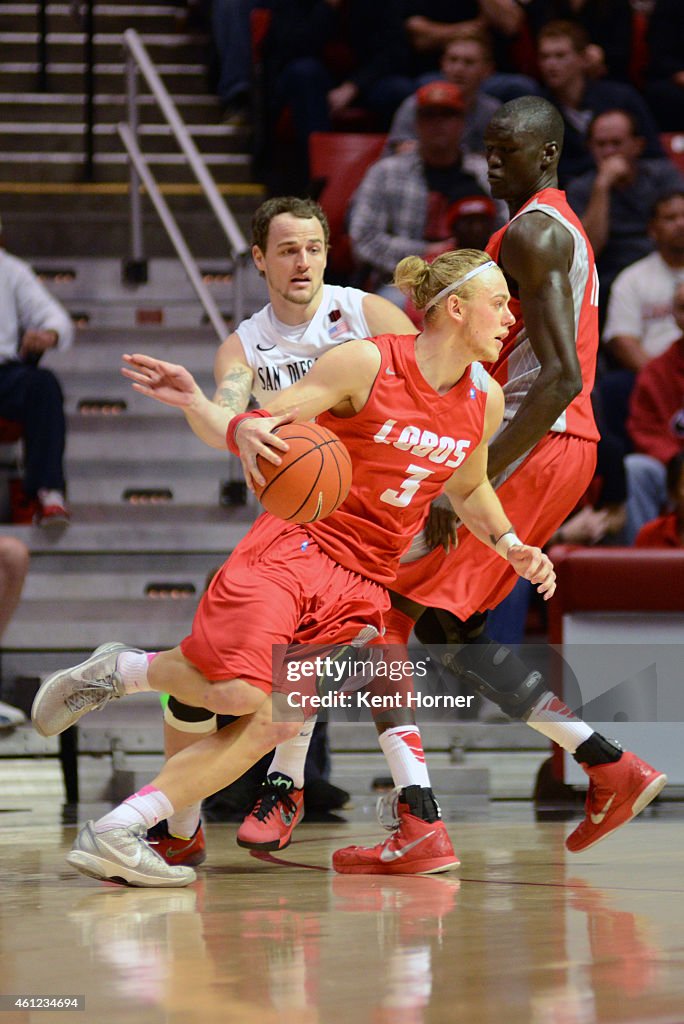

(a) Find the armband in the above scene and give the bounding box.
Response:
[226,408,273,455]
[494,529,523,559]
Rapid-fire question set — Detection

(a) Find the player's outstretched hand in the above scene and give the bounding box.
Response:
[122,353,199,408]
[235,410,298,491]
[508,544,556,600]
[425,502,459,552]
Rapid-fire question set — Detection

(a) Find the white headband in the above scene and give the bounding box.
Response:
[424,260,497,312]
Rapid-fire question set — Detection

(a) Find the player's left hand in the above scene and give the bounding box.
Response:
[507,544,556,600]
[235,410,298,490]
[424,502,459,552]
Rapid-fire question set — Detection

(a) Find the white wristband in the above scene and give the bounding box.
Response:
[494,530,523,559]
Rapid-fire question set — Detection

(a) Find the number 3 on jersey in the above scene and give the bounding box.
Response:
[381,464,434,508]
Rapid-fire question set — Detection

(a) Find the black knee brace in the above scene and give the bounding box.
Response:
[413,607,488,646]
[441,637,547,720]
[166,696,216,731]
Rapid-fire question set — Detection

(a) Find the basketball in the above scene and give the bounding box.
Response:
[254,421,352,523]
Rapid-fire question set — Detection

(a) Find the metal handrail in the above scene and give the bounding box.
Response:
[119,28,251,337]
[38,0,48,91]
[84,0,95,180]
[119,125,230,342]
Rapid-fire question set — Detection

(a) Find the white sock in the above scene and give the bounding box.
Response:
[526,692,594,752]
[267,717,317,789]
[117,651,155,694]
[378,726,431,789]
[38,488,66,506]
[168,804,201,839]
[93,785,174,833]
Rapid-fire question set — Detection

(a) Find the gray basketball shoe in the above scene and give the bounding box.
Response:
[31,642,140,737]
[67,821,196,887]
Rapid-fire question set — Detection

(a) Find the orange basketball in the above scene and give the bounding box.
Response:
[254,422,352,524]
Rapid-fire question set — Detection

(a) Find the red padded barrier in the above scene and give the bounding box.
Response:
[547,545,684,644]
[547,545,684,781]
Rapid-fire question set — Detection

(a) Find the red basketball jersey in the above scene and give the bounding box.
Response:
[309,333,490,585]
[486,188,600,443]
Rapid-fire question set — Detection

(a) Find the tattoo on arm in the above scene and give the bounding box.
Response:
[214,366,253,416]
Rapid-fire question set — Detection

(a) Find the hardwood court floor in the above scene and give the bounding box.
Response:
[1,812,684,1024]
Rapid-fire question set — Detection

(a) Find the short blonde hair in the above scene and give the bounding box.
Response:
[393,249,493,321]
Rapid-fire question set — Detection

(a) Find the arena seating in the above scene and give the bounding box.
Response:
[309,131,387,279]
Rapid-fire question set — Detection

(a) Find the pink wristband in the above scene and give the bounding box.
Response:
[226,408,273,455]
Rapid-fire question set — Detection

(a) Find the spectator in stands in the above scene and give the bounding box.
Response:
[402,0,538,99]
[386,30,501,156]
[211,0,257,124]
[0,218,73,526]
[645,0,684,131]
[624,281,684,542]
[603,191,684,373]
[536,20,663,185]
[566,110,684,302]
[0,535,29,730]
[597,190,684,451]
[634,452,684,549]
[261,0,414,193]
[348,81,493,300]
[523,0,637,82]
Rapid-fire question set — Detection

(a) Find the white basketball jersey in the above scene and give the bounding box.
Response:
[237,284,371,407]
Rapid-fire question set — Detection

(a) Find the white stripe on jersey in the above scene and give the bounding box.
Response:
[500,199,592,433]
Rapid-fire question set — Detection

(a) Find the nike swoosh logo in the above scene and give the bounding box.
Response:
[590,794,616,825]
[257,343,277,352]
[100,837,143,868]
[163,844,191,859]
[379,830,436,862]
[280,809,295,826]
[385,367,395,375]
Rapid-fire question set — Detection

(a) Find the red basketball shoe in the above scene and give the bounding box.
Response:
[147,819,207,866]
[566,751,667,853]
[237,772,305,850]
[333,787,460,875]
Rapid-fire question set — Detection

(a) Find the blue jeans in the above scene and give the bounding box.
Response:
[487,578,533,648]
[0,361,66,496]
[624,453,667,544]
[211,0,256,103]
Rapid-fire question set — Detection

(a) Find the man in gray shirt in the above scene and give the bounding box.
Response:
[566,109,684,302]
[386,30,500,157]
[0,219,74,526]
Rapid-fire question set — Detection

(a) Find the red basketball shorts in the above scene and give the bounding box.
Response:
[181,513,388,693]
[393,433,597,618]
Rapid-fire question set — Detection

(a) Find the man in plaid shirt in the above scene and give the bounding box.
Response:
[349,81,496,298]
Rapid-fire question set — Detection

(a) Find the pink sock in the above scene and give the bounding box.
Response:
[93,784,174,833]
[117,651,157,693]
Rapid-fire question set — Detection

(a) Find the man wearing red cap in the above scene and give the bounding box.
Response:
[387,30,501,157]
[349,80,497,302]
